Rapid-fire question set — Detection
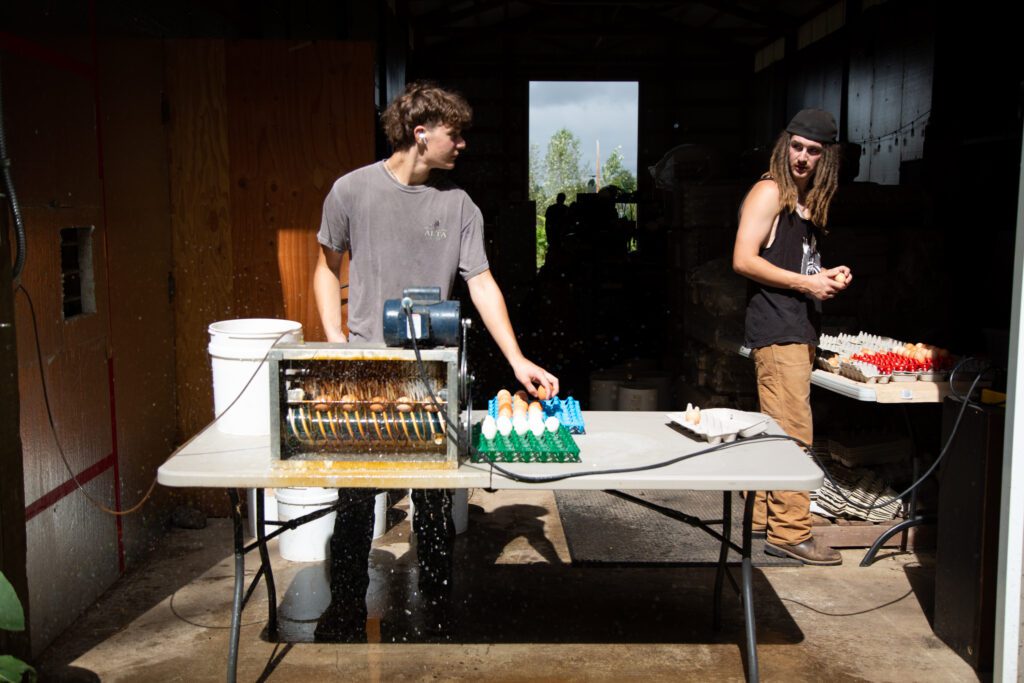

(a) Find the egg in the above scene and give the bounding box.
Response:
[497,389,512,401]
[537,385,549,400]
[341,394,357,411]
[513,415,529,436]
[498,404,513,419]
[481,415,497,440]
[530,420,545,437]
[369,396,386,412]
[395,396,413,413]
[514,390,529,402]
[545,416,560,433]
[497,415,512,437]
[528,401,542,414]
[834,272,847,284]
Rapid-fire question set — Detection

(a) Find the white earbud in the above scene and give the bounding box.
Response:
[418,132,426,142]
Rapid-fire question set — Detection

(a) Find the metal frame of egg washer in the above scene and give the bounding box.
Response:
[268,343,464,467]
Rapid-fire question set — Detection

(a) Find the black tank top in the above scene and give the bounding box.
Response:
[744,209,822,349]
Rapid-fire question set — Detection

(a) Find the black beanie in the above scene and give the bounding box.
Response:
[786,109,838,144]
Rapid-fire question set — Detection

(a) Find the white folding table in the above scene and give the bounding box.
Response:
[159,410,822,683]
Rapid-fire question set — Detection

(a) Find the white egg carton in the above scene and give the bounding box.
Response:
[819,332,904,356]
[667,408,770,444]
[838,360,891,384]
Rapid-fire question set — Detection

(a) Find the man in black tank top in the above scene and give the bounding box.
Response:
[732,109,852,566]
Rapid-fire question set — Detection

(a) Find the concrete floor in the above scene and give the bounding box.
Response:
[39,489,980,682]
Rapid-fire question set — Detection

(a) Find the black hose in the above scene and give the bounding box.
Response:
[0,59,28,281]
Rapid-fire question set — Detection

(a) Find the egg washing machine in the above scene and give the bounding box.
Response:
[267,288,472,468]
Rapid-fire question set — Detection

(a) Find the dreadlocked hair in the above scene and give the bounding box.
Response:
[380,80,473,150]
[765,130,841,229]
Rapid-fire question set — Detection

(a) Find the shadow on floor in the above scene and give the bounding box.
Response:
[269,501,803,648]
[38,522,237,669]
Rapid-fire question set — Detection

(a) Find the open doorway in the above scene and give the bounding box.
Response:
[528,81,639,269]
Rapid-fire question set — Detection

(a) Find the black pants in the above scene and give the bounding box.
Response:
[328,488,455,619]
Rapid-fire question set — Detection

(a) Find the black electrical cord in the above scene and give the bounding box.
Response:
[801,356,988,513]
[17,283,156,515]
[0,59,28,281]
[407,333,991,516]
[18,278,294,516]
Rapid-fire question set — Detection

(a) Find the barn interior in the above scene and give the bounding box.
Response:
[1,1,1021,680]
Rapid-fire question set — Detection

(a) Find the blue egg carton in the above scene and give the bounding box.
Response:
[487,395,585,434]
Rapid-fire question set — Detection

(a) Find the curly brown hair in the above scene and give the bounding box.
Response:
[764,130,840,228]
[380,81,473,150]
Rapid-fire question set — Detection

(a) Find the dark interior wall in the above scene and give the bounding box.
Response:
[400,53,751,397]
[0,32,180,652]
[752,0,1021,362]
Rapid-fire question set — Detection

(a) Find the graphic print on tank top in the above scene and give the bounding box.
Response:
[801,233,821,276]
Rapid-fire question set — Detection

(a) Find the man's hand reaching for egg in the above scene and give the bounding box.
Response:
[511,358,559,399]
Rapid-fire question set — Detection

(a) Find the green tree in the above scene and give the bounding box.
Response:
[543,128,586,206]
[601,146,637,194]
[528,143,548,210]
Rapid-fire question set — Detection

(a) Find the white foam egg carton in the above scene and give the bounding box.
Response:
[838,360,891,384]
[667,408,770,444]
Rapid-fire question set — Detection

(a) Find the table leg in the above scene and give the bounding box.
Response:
[227,489,244,683]
[741,492,759,683]
[713,491,732,630]
[255,488,278,639]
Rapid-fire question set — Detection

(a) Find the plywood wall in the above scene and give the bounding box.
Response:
[2,44,121,655]
[97,40,178,565]
[166,39,374,477]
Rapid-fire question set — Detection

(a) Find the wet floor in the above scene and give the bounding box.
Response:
[38,489,980,682]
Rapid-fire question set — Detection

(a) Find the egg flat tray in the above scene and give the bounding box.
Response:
[470,423,581,463]
[666,409,770,445]
[487,395,586,434]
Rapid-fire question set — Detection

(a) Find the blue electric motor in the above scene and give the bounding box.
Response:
[383,287,461,347]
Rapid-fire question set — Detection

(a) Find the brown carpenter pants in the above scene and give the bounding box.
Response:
[751,343,814,546]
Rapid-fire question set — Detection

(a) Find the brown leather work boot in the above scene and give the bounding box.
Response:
[764,537,842,566]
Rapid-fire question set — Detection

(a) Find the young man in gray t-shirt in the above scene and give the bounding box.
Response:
[313,81,559,641]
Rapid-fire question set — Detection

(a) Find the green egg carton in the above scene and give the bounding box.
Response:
[471,423,581,463]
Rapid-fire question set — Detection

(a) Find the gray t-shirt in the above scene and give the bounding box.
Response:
[318,161,490,343]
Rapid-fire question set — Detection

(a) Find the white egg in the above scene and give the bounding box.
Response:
[530,421,545,437]
[481,415,497,440]
[497,415,512,437]
[513,415,529,435]
[545,416,560,433]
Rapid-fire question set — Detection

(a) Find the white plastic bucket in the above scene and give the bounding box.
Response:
[590,370,627,410]
[208,318,303,436]
[617,382,660,411]
[276,489,389,562]
[276,487,339,562]
[279,564,331,622]
[246,488,278,538]
[407,488,468,535]
[453,488,468,535]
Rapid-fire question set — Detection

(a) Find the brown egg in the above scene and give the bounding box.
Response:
[395,396,413,412]
[514,390,529,402]
[369,397,386,412]
[833,272,847,284]
[497,389,512,401]
[340,394,357,411]
[498,405,513,418]
[537,385,549,400]
[314,402,330,412]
